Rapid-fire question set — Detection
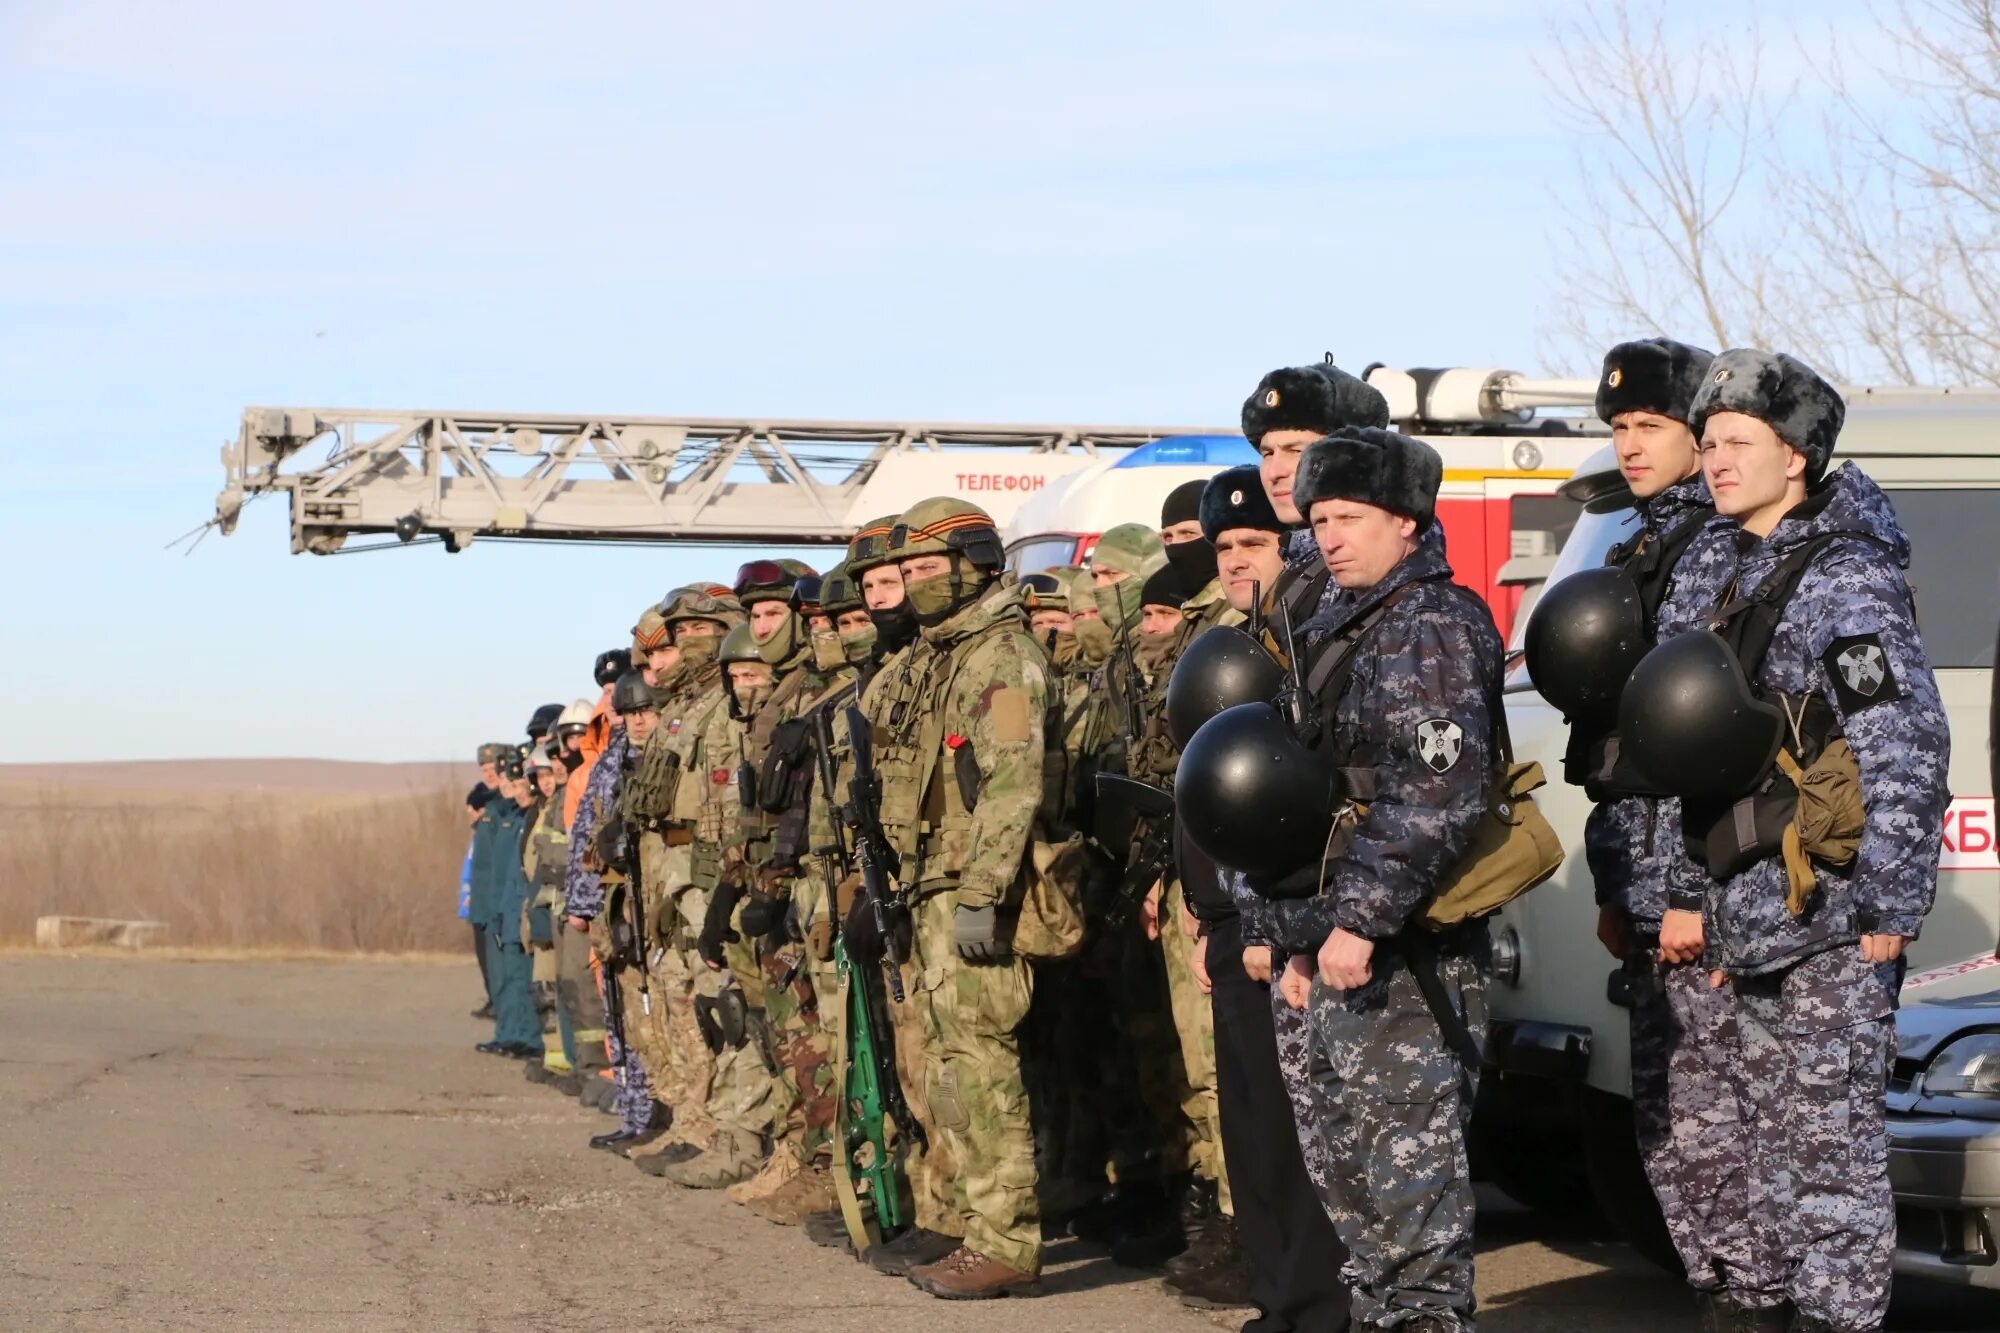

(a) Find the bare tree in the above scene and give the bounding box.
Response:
[1544,0,2000,386]
[1540,0,1809,365]
[1795,0,2000,385]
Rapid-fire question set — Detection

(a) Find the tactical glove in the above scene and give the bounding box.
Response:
[738,889,785,940]
[953,903,1007,963]
[755,863,791,897]
[697,882,744,968]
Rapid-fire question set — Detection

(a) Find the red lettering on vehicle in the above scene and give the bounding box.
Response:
[952,473,1048,493]
[1942,798,1999,870]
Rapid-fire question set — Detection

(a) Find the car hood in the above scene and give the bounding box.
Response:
[1896,955,2000,1062]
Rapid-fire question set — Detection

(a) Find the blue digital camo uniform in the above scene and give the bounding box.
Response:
[565,728,654,1128]
[1665,463,1949,1332]
[1579,475,1768,1301]
[1244,537,1503,1333]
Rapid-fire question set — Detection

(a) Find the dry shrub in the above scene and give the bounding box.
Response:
[0,785,473,952]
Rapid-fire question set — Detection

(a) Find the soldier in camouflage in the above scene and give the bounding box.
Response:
[1554,339,1772,1332]
[520,744,576,1086]
[1244,425,1501,1333]
[1656,352,1948,1333]
[877,498,1050,1300]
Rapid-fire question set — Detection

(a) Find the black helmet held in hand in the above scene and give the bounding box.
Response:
[1522,568,1650,728]
[1617,631,1785,800]
[1166,624,1286,748]
[1174,701,1337,877]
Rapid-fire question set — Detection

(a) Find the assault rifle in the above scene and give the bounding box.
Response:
[812,705,920,1243]
[1091,771,1177,930]
[842,703,910,1003]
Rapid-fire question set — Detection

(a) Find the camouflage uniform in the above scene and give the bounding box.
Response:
[1661,463,1947,1331]
[523,784,576,1074]
[567,727,654,1129]
[1244,536,1504,1332]
[878,573,1049,1277]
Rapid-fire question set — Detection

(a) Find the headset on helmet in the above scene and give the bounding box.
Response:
[888,498,1005,571]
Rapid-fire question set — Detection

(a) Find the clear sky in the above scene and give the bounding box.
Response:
[0,0,1864,761]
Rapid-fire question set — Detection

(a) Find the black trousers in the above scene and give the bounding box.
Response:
[471,922,494,1000]
[1208,914,1352,1333]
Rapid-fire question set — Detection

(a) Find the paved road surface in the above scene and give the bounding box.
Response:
[1,956,1992,1331]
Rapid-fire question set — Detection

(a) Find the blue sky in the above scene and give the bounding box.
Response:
[0,0,1867,761]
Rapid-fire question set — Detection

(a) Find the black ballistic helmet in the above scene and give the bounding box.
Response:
[525,701,565,740]
[610,670,655,717]
[1175,702,1337,876]
[1166,624,1286,748]
[1617,631,1785,800]
[1522,568,1649,727]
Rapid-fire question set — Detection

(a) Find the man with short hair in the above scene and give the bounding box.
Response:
[1247,425,1501,1333]
[1652,351,1947,1333]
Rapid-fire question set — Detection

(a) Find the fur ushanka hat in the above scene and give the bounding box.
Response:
[1292,426,1444,529]
[1595,338,1716,425]
[1688,348,1845,483]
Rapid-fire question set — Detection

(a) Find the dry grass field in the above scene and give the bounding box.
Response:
[0,760,480,952]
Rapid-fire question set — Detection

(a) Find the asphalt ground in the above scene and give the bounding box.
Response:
[2,955,1994,1332]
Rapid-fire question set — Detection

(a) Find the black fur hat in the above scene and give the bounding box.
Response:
[1689,349,1845,483]
[1241,358,1389,445]
[1199,464,1284,542]
[1596,338,1716,425]
[1292,426,1444,529]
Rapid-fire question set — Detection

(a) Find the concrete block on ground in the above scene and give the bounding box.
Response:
[35,916,169,949]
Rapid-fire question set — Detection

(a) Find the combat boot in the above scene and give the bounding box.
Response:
[1159,1178,1225,1282]
[1171,1244,1256,1312]
[866,1226,962,1277]
[523,1061,554,1085]
[1109,1172,1195,1268]
[549,1073,583,1098]
[580,1075,616,1109]
[471,1001,495,1021]
[747,1160,837,1226]
[907,1246,1041,1300]
[802,1209,852,1250]
[631,1140,705,1175]
[1164,1211,1243,1295]
[725,1148,800,1206]
[658,1129,767,1189]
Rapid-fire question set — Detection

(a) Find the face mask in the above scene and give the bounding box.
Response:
[1135,629,1179,677]
[675,633,720,671]
[839,624,879,664]
[870,600,919,651]
[560,748,584,774]
[1096,575,1146,633]
[729,680,775,721]
[810,628,847,673]
[1046,627,1078,668]
[754,609,802,666]
[904,567,982,627]
[1166,538,1218,590]
[1074,616,1115,666]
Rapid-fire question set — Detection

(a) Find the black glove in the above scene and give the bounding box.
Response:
[953,903,1007,963]
[738,889,786,939]
[698,883,744,968]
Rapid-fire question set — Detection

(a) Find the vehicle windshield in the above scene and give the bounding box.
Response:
[1006,534,1085,574]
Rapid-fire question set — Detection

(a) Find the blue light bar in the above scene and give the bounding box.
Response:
[1111,434,1257,469]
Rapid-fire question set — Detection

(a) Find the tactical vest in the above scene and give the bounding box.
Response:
[1680,532,1889,892]
[1569,505,1714,797]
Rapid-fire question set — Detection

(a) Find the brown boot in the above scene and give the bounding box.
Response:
[907,1246,1041,1300]
[725,1150,798,1205]
[746,1162,836,1226]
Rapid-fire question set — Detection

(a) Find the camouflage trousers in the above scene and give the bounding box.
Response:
[761,926,835,1168]
[912,888,1041,1274]
[1306,945,1486,1332]
[598,953,656,1133]
[686,905,781,1145]
[626,841,711,1118]
[1630,953,1763,1299]
[1162,884,1227,1208]
[556,922,608,1077]
[889,953,963,1235]
[1733,946,1895,1332]
[1271,964,1338,1208]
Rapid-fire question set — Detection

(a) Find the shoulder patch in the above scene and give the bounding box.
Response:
[1414,717,1464,773]
[985,686,1033,743]
[1822,632,1901,714]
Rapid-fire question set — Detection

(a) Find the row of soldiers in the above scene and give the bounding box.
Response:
[462,345,1948,1332]
[461,467,1340,1317]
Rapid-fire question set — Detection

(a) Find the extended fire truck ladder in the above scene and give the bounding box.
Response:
[204,370,1602,554]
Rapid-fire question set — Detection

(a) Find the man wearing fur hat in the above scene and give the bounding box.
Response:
[1653,352,1947,1332]
[1245,424,1504,1333]
[1545,341,1771,1329]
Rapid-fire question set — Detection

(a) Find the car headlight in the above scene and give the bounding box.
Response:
[1924,1033,2000,1097]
